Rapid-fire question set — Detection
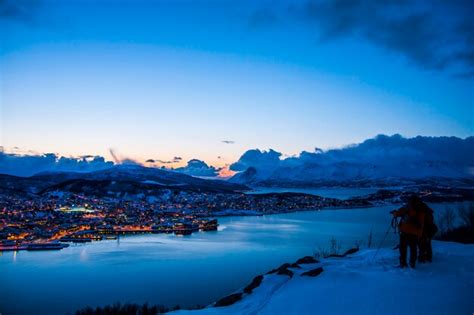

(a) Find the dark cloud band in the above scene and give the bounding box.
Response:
[253,0,474,78]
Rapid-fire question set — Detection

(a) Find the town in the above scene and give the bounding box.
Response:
[0,185,374,251]
[1,182,471,252]
[0,191,223,251]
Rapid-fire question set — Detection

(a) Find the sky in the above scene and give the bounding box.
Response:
[1,0,473,170]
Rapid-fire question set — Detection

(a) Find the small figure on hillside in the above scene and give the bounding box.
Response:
[390,194,427,268]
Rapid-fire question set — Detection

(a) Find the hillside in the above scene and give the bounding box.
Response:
[0,165,249,196]
[172,241,474,315]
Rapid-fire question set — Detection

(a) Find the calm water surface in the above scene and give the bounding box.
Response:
[246,187,388,199]
[0,203,454,315]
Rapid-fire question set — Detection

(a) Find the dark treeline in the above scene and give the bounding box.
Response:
[74,302,207,315]
[435,203,474,244]
[74,303,173,315]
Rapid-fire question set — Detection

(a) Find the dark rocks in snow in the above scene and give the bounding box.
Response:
[301,267,324,277]
[327,253,344,258]
[267,263,294,278]
[295,256,319,264]
[267,263,290,274]
[327,247,359,258]
[290,262,302,269]
[277,267,294,278]
[343,247,359,256]
[214,275,265,307]
[243,275,264,294]
[213,254,323,308]
[287,255,319,269]
[214,293,243,307]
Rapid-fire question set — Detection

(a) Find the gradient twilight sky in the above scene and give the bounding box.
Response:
[1,0,473,168]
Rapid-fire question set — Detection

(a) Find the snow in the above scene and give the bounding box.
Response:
[142,180,168,186]
[171,241,474,315]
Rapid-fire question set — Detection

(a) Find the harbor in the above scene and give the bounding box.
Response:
[0,217,218,251]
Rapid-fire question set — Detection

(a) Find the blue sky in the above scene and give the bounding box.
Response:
[1,0,473,168]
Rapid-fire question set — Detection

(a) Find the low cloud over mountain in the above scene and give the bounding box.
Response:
[230,135,474,185]
[0,152,114,177]
[0,151,220,178]
[2,135,473,181]
[174,159,220,177]
[230,149,282,173]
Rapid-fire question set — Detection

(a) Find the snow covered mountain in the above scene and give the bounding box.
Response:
[230,135,474,186]
[3,164,249,195]
[172,241,474,315]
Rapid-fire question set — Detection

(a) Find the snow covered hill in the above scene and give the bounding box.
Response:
[172,241,474,315]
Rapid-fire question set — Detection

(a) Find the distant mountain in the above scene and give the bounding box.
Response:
[1,164,248,196]
[231,167,258,185]
[229,135,474,187]
[0,173,56,196]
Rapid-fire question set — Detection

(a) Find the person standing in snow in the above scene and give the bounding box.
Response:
[418,202,437,263]
[391,195,426,268]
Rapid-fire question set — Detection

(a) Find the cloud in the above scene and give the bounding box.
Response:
[222,140,235,144]
[256,0,474,78]
[230,135,474,182]
[148,156,182,165]
[0,152,114,177]
[155,157,179,164]
[156,160,172,164]
[0,0,39,24]
[174,159,220,177]
[230,149,281,172]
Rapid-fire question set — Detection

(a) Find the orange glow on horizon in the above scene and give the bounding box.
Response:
[2,146,236,178]
[218,166,236,178]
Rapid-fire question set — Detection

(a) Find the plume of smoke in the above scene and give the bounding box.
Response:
[109,149,120,164]
[108,148,139,165]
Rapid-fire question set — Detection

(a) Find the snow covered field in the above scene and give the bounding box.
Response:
[172,241,474,315]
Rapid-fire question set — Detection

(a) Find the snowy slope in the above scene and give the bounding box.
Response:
[172,241,474,315]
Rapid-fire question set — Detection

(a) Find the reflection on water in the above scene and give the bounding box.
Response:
[0,203,455,315]
[79,248,88,262]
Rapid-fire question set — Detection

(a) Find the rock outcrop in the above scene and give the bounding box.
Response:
[301,267,324,277]
[214,293,243,307]
[296,256,319,264]
[243,275,264,294]
[327,247,359,258]
[267,263,294,278]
